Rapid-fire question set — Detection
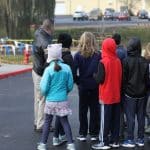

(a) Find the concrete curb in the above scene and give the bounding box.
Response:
[0,68,32,79]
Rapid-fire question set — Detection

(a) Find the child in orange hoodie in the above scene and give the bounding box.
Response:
[92,38,122,149]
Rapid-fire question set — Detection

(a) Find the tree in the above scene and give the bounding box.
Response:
[31,0,55,24]
[0,0,55,39]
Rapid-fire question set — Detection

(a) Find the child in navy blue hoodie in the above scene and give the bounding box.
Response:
[73,32,100,141]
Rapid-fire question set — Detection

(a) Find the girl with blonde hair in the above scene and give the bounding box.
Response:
[78,32,98,58]
[73,32,100,141]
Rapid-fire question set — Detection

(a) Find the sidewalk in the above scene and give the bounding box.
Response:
[0,63,32,79]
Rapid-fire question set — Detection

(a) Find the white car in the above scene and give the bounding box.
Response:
[73,11,88,20]
[148,12,150,21]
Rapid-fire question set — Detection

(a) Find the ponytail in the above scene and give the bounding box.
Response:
[54,60,62,72]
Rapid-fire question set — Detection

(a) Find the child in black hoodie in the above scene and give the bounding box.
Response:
[52,33,74,146]
[122,37,149,148]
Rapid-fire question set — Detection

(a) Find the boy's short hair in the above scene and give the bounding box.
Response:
[112,33,121,45]
[57,33,72,48]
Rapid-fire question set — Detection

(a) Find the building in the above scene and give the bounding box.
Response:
[55,0,150,15]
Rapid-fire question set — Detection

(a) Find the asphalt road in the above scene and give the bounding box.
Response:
[0,73,150,150]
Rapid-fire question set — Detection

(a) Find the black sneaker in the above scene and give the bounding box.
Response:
[76,135,87,141]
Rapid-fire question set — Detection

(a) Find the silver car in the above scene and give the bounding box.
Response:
[73,11,88,21]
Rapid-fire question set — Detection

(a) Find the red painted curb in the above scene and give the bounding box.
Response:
[0,68,32,79]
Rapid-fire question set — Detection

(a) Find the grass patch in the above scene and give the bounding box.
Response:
[1,26,150,64]
[54,26,150,47]
[0,55,33,64]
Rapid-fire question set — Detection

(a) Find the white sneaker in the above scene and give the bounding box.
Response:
[109,142,120,148]
[59,134,67,142]
[90,135,99,141]
[37,143,46,150]
[76,135,87,141]
[92,142,111,149]
[67,143,76,150]
[53,137,64,146]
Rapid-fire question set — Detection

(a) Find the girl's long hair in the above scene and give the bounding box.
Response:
[78,32,98,58]
[54,60,61,72]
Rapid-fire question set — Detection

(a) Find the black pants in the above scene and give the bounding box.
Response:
[124,95,146,140]
[41,114,73,144]
[78,88,100,136]
[100,103,120,145]
[54,116,65,137]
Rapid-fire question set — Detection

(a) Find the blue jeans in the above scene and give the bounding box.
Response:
[124,95,146,140]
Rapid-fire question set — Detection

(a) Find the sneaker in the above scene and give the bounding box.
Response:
[52,137,64,146]
[59,134,67,142]
[136,138,144,147]
[121,140,135,148]
[90,135,99,141]
[92,142,111,149]
[37,143,46,150]
[76,135,87,141]
[109,142,120,148]
[67,143,76,150]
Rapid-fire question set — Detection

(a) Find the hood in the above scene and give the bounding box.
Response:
[127,37,141,56]
[62,49,71,57]
[101,38,117,58]
[35,28,51,38]
[46,44,62,63]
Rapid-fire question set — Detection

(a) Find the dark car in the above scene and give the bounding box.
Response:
[138,10,148,19]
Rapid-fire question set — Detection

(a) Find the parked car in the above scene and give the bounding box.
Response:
[138,10,148,19]
[112,12,120,20]
[118,12,131,21]
[148,11,150,21]
[73,11,88,20]
[103,8,115,20]
[88,8,103,20]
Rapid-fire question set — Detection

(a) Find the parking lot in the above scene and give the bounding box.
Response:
[0,72,150,150]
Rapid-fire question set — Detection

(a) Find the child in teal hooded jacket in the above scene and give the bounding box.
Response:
[37,44,75,150]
